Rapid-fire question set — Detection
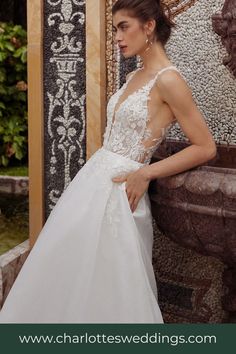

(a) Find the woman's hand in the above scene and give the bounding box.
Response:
[112,167,151,213]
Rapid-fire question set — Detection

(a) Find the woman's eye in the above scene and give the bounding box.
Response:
[112,26,128,36]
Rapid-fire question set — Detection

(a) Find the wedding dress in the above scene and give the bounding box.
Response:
[0,65,179,323]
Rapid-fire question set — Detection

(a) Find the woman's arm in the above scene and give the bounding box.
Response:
[113,69,217,213]
[144,70,217,181]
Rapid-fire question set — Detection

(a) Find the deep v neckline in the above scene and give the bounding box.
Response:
[111,65,177,126]
[112,68,143,124]
[111,67,151,125]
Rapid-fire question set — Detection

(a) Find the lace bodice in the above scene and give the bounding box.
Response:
[102,65,180,164]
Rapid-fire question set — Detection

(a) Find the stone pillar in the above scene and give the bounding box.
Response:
[28,0,44,247]
[28,0,107,246]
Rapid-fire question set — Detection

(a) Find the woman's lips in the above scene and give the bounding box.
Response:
[120,46,128,52]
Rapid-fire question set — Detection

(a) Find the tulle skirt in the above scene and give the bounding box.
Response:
[0,146,164,323]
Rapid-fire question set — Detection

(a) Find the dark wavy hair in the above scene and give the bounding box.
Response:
[112,0,176,46]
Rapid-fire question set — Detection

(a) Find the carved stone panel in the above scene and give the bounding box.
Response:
[212,0,236,77]
[43,0,86,217]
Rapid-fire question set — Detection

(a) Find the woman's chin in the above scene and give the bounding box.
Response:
[121,51,136,59]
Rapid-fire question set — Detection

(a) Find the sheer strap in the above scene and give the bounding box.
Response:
[156,65,179,77]
[148,65,180,90]
[126,67,142,83]
[125,65,179,88]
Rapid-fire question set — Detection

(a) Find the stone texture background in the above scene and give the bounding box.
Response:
[165,0,236,145]
[153,220,227,323]
[43,0,86,218]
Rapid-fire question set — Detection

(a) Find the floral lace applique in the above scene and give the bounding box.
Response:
[103,66,179,165]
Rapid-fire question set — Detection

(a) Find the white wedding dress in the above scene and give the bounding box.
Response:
[0,65,179,323]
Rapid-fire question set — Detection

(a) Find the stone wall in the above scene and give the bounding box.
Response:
[165,0,236,145]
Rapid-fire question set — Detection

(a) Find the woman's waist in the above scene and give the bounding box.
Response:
[99,146,146,168]
[83,146,146,181]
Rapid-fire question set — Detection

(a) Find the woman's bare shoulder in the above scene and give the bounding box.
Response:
[157,67,184,84]
[155,69,190,101]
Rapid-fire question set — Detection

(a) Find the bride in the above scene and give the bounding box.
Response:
[0,0,216,323]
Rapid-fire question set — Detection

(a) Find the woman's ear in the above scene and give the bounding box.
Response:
[145,19,156,36]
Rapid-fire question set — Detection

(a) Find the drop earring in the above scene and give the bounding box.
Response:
[144,36,153,53]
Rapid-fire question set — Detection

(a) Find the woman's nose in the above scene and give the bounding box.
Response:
[114,31,123,43]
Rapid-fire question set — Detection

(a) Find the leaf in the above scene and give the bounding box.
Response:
[3,135,11,142]
[4,42,15,52]
[0,52,7,62]
[13,47,22,58]
[12,142,18,151]
[0,84,7,94]
[1,154,9,166]
[15,148,23,160]
[0,69,6,82]
[0,101,6,109]
[21,49,27,63]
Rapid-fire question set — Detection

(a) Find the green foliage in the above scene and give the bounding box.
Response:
[0,21,28,167]
[0,164,28,176]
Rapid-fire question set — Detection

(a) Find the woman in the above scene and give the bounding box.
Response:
[0,0,216,323]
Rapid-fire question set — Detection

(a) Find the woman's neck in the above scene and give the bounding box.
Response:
[138,40,172,74]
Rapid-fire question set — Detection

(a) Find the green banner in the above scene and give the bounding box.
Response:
[0,324,235,353]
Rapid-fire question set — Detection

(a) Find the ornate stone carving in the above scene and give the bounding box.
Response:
[212,0,236,77]
[44,0,86,214]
